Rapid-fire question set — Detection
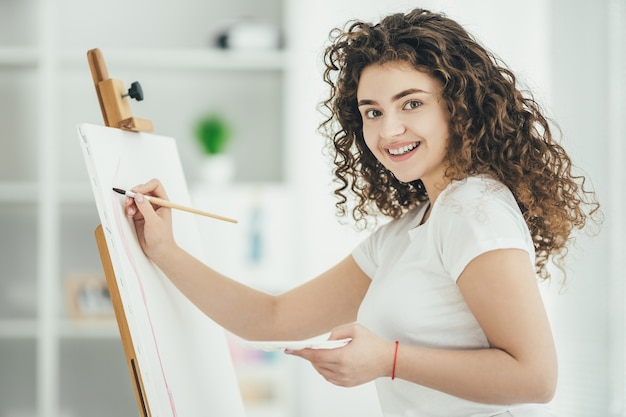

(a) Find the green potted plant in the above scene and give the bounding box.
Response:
[194,114,234,183]
[195,114,231,155]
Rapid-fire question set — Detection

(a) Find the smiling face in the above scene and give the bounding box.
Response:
[357,62,451,199]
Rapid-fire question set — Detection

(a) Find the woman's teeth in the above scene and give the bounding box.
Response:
[388,142,419,156]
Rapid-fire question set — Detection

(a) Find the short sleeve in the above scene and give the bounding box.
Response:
[351,209,420,280]
[352,224,384,279]
[433,181,534,282]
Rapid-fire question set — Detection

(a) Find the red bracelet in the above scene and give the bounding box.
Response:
[392,340,399,380]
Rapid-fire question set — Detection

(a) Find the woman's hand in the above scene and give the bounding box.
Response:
[287,323,396,387]
[124,178,177,260]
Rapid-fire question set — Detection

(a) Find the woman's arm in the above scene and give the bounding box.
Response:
[154,247,370,341]
[292,248,557,404]
[127,179,371,341]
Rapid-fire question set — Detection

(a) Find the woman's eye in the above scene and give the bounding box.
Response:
[404,100,422,110]
[365,109,382,119]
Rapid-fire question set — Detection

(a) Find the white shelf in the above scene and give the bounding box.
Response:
[0,319,37,339]
[58,183,96,205]
[60,48,287,71]
[0,182,97,204]
[0,46,288,71]
[0,319,122,340]
[58,320,121,339]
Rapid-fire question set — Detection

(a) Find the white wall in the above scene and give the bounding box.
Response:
[543,1,621,415]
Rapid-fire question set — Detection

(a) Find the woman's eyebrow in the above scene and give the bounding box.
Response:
[357,88,431,107]
[357,99,377,107]
[391,88,431,102]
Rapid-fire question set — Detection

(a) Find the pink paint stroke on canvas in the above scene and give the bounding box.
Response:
[111,160,178,417]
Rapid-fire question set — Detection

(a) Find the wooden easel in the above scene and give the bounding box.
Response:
[87,48,153,133]
[88,48,153,417]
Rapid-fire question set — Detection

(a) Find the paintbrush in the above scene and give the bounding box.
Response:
[113,187,237,224]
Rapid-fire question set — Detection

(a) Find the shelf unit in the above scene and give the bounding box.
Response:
[0,0,296,416]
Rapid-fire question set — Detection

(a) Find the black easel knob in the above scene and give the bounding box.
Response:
[123,81,144,101]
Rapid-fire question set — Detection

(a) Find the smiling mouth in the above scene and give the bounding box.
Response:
[388,142,420,156]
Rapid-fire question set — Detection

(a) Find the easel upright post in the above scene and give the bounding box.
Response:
[88,48,154,417]
[95,226,150,417]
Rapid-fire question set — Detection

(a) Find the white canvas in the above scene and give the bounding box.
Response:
[78,123,246,417]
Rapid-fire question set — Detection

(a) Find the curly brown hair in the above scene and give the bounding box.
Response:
[318,8,601,280]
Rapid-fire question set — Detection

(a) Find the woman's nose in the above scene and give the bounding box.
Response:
[380,113,406,139]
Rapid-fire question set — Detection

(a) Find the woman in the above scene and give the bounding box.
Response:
[125,8,600,417]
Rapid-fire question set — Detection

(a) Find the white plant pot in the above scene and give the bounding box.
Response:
[199,154,235,184]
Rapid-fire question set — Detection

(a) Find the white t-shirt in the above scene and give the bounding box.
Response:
[353,175,554,417]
